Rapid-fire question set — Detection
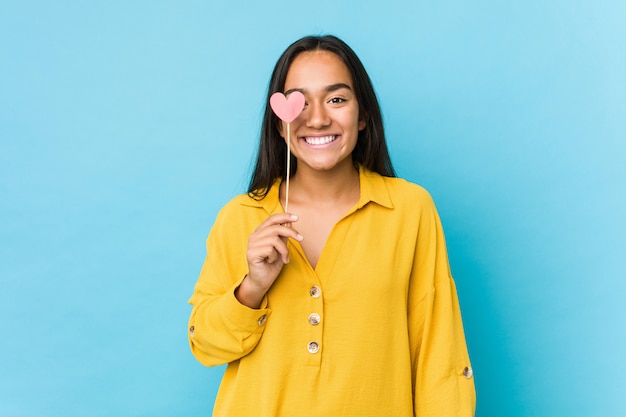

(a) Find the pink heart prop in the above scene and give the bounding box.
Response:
[270,91,305,123]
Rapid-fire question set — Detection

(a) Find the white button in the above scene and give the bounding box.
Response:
[189,326,195,337]
[307,341,320,354]
[308,313,320,326]
[257,314,267,326]
[309,286,321,298]
[463,366,473,379]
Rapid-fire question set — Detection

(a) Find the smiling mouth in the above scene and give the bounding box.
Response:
[303,135,337,145]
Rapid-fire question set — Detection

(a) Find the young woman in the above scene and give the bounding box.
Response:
[188,35,476,417]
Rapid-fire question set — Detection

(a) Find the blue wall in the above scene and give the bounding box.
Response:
[1,1,624,416]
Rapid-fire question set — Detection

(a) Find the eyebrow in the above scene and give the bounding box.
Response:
[285,83,352,95]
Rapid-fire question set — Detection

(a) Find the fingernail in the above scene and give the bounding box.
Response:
[296,234,304,241]
[290,214,298,220]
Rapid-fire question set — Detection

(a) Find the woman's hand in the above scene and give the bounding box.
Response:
[235,213,303,308]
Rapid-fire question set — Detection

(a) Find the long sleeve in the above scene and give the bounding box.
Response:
[188,198,271,367]
[408,194,476,416]
[188,171,475,416]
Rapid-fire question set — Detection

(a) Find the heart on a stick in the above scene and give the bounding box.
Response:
[270,91,305,123]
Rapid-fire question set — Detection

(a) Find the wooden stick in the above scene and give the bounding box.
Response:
[285,122,291,213]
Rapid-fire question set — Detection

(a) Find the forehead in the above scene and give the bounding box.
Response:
[284,50,354,91]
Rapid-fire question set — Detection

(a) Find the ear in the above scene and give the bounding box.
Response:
[358,113,367,131]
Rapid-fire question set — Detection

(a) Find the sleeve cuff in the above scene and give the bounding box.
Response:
[219,277,272,333]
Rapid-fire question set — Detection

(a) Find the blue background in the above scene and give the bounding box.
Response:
[1,1,624,416]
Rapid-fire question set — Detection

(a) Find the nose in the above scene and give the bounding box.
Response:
[305,101,331,129]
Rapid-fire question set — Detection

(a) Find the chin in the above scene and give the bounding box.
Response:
[300,158,353,173]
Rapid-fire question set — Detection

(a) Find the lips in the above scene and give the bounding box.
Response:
[302,135,337,145]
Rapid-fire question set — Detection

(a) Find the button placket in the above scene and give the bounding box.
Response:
[305,285,324,363]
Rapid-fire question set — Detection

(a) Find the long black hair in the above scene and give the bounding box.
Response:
[248,35,396,198]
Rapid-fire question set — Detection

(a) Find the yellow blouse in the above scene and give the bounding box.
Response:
[188,167,476,417]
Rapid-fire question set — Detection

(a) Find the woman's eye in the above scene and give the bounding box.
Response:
[329,97,345,104]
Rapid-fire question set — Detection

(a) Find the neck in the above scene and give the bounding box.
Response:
[285,161,360,206]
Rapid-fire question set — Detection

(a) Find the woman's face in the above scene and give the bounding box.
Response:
[279,50,365,174]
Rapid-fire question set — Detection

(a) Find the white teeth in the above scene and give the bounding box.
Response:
[304,135,336,145]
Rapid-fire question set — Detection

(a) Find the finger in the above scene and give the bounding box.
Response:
[253,223,303,243]
[252,234,291,263]
[264,247,281,264]
[257,213,299,229]
[275,224,304,242]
